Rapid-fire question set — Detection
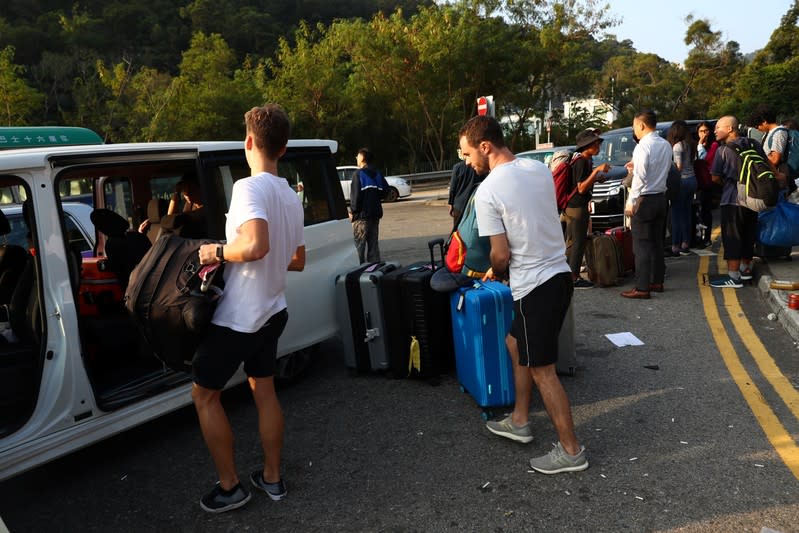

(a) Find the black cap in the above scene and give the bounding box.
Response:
[575,129,603,151]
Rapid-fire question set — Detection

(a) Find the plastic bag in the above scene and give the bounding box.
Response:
[758,197,799,247]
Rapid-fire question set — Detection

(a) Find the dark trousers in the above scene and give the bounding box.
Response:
[563,206,589,277]
[353,218,380,264]
[631,194,667,291]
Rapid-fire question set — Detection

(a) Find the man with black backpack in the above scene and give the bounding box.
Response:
[192,104,306,513]
[710,115,773,288]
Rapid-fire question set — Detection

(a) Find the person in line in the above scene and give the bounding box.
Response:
[350,148,388,263]
[459,115,588,475]
[750,105,791,192]
[192,103,306,513]
[695,121,718,248]
[448,148,487,231]
[666,121,698,256]
[709,115,766,288]
[621,110,672,299]
[562,129,611,289]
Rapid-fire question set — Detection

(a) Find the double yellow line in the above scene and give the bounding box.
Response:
[698,236,799,479]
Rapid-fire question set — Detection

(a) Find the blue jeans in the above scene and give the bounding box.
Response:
[670,177,697,248]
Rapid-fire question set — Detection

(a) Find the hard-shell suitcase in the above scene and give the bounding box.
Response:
[585,233,623,286]
[335,261,400,373]
[450,280,515,415]
[605,226,634,273]
[381,239,454,380]
[79,257,125,317]
[556,301,576,377]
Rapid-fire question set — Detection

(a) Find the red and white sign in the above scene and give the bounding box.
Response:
[477,97,488,116]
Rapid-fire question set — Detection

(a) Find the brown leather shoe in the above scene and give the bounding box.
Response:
[649,284,664,293]
[621,288,651,299]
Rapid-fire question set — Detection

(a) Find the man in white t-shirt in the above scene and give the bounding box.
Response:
[459,115,587,475]
[192,104,306,513]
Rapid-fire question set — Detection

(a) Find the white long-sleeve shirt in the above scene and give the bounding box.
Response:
[626,130,672,207]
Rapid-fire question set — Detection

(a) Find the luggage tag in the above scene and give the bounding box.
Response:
[199,263,222,294]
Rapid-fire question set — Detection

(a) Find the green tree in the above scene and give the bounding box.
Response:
[0,46,43,126]
[150,32,261,141]
[675,16,743,118]
[713,1,799,121]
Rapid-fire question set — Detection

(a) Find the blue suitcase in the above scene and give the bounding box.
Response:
[450,281,515,416]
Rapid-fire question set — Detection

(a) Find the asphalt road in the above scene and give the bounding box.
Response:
[1,191,798,532]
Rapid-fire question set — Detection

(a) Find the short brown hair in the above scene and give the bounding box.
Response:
[244,104,291,159]
[458,116,505,149]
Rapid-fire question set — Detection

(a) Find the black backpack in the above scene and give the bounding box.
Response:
[728,140,780,212]
[124,234,223,371]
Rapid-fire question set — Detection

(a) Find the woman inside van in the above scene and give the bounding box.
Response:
[666,121,698,256]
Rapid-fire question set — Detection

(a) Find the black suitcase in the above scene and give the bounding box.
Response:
[335,261,400,373]
[124,234,223,371]
[380,239,454,381]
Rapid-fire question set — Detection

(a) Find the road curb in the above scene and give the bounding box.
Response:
[757,274,799,344]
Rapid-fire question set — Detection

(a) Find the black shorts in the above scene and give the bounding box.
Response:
[721,205,758,261]
[192,309,288,390]
[510,272,573,367]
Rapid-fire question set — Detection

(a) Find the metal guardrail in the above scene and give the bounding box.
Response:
[387,170,451,190]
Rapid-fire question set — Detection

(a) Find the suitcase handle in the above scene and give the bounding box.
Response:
[428,238,445,272]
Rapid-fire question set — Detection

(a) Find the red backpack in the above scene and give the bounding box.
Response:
[550,151,581,211]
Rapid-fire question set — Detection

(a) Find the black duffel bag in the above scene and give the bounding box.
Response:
[124,234,223,372]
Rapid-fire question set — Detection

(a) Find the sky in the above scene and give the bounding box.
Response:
[603,0,794,63]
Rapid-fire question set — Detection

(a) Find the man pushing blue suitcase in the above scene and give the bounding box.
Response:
[458,115,588,475]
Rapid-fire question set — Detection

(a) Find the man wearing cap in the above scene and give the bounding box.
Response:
[563,130,611,289]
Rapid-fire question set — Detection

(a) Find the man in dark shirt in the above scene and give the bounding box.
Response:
[710,115,769,288]
[563,129,610,289]
[349,148,388,263]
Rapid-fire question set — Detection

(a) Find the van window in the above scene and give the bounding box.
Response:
[103,178,134,225]
[64,213,92,255]
[207,155,334,227]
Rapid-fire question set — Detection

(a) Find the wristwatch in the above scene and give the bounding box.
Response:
[215,245,225,262]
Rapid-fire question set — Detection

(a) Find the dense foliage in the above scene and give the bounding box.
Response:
[2,0,799,172]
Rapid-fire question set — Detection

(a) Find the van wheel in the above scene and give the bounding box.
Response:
[275,344,317,384]
[384,187,399,203]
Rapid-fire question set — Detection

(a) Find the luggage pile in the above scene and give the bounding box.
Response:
[336,240,578,418]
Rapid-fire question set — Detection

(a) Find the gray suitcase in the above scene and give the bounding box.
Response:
[335,261,400,372]
[556,301,577,376]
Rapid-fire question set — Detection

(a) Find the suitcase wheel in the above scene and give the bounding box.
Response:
[459,385,465,393]
[481,410,492,421]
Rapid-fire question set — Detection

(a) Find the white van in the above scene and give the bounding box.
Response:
[0,139,357,480]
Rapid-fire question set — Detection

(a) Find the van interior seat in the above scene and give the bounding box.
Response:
[90,209,151,287]
[145,198,169,245]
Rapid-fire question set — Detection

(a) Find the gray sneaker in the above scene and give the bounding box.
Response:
[485,415,533,443]
[529,442,589,474]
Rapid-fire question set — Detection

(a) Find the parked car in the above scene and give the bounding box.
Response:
[589,120,716,231]
[336,165,411,202]
[0,137,357,480]
[516,145,576,167]
[1,202,95,257]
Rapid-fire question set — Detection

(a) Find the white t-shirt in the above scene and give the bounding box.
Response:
[474,158,570,301]
[212,172,305,333]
